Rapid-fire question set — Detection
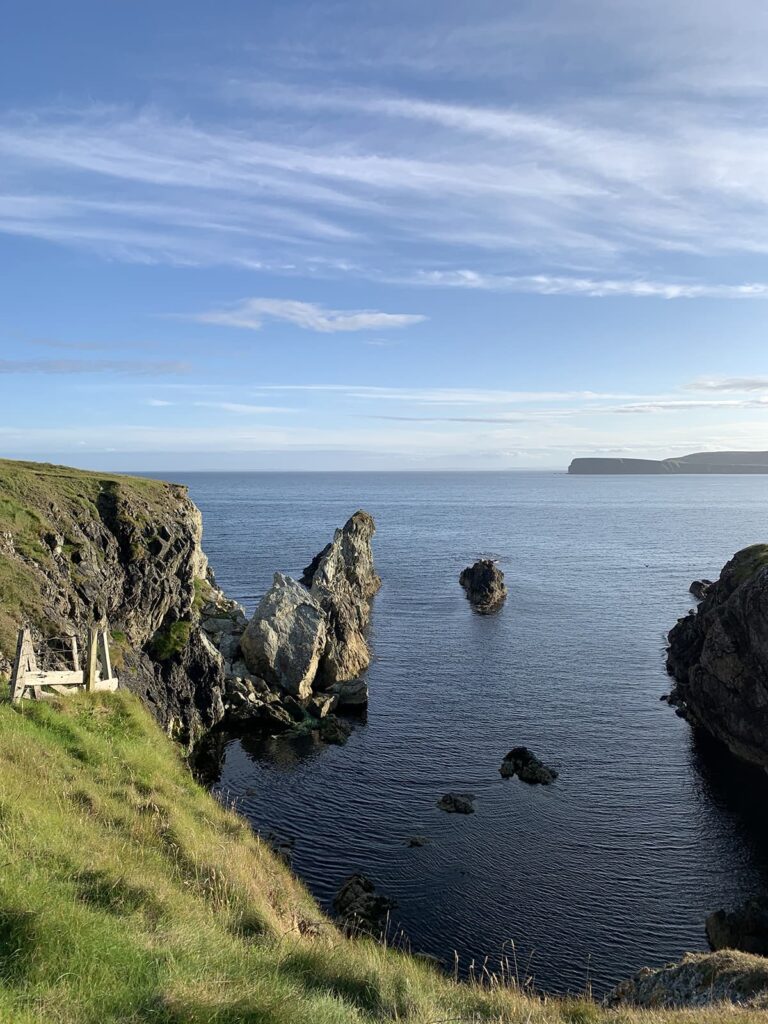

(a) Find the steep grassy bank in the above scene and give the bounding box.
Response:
[0,689,765,1024]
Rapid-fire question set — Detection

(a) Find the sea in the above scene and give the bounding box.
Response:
[160,471,768,996]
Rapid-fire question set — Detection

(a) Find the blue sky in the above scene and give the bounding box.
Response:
[2,0,768,470]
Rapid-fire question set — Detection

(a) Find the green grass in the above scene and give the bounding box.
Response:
[728,544,768,586]
[0,690,765,1024]
[150,621,193,661]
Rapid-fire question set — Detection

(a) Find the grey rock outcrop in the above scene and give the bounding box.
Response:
[667,544,768,770]
[689,579,713,601]
[707,899,768,956]
[606,950,768,1009]
[499,747,558,784]
[240,573,327,700]
[301,510,381,686]
[459,559,507,613]
[437,792,476,814]
[333,874,396,936]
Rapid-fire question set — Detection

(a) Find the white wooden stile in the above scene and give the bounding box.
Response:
[9,626,118,703]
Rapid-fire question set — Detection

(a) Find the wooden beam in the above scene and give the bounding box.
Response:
[21,670,84,687]
[70,636,80,673]
[83,628,98,692]
[97,630,113,683]
[9,628,28,703]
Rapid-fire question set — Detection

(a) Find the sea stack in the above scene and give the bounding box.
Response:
[666,544,768,770]
[459,559,507,613]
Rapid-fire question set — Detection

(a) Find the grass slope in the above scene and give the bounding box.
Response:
[0,691,764,1024]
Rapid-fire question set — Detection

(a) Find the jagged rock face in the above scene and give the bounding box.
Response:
[606,950,768,1009]
[301,510,381,686]
[707,900,768,956]
[0,461,229,744]
[240,573,327,700]
[459,559,507,613]
[667,545,768,770]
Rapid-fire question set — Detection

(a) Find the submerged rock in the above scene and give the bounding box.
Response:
[301,510,381,686]
[499,747,558,785]
[240,573,327,700]
[667,544,768,770]
[606,950,768,1009]
[333,874,396,936]
[707,899,768,956]
[319,715,353,745]
[459,559,507,613]
[437,792,476,814]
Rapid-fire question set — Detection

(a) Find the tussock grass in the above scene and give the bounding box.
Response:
[0,690,764,1024]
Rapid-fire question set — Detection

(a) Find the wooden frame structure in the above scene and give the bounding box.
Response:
[9,627,119,703]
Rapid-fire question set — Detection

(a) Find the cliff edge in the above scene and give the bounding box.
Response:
[666,544,768,770]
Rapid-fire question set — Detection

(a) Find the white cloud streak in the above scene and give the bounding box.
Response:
[190,298,426,333]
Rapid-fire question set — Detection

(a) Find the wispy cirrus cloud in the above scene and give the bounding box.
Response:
[412,270,768,300]
[189,298,426,333]
[0,358,189,375]
[688,377,768,392]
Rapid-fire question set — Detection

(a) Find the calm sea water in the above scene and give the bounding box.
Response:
[163,471,768,995]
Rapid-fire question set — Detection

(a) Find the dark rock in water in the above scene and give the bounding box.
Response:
[319,715,353,745]
[333,874,396,936]
[706,899,768,956]
[689,579,713,601]
[459,559,507,613]
[667,544,768,770]
[500,746,558,784]
[329,678,369,708]
[407,835,429,847]
[281,694,307,722]
[437,792,476,814]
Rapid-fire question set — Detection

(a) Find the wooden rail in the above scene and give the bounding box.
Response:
[9,627,119,703]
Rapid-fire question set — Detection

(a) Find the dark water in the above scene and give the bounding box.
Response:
[166,471,768,995]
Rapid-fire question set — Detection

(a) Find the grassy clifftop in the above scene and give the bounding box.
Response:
[0,690,765,1024]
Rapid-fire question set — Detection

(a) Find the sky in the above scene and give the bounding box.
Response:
[2,0,768,471]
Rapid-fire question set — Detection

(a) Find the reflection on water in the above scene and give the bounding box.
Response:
[164,470,768,995]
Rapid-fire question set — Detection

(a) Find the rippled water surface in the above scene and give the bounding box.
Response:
[167,471,768,994]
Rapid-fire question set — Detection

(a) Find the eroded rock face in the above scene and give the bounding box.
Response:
[707,900,768,956]
[499,747,558,784]
[667,545,768,770]
[459,559,507,613]
[333,874,396,936]
[240,573,327,700]
[689,579,713,601]
[301,510,381,686]
[606,950,768,1009]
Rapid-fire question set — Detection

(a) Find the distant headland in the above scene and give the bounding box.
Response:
[568,451,768,474]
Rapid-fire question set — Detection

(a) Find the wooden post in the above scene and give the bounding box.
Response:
[70,636,80,673]
[83,628,98,692]
[97,630,112,683]
[9,627,32,703]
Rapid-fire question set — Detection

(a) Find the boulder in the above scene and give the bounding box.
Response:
[307,693,338,719]
[606,950,768,1009]
[437,792,476,814]
[329,678,369,708]
[500,747,558,784]
[667,545,768,770]
[707,899,768,956]
[459,560,507,613]
[301,511,381,686]
[689,579,713,601]
[240,573,327,700]
[333,874,396,936]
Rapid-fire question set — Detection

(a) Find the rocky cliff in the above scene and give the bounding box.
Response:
[569,451,768,474]
[0,459,233,744]
[666,544,768,770]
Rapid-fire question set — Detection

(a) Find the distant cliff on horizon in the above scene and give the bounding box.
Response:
[568,451,768,474]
